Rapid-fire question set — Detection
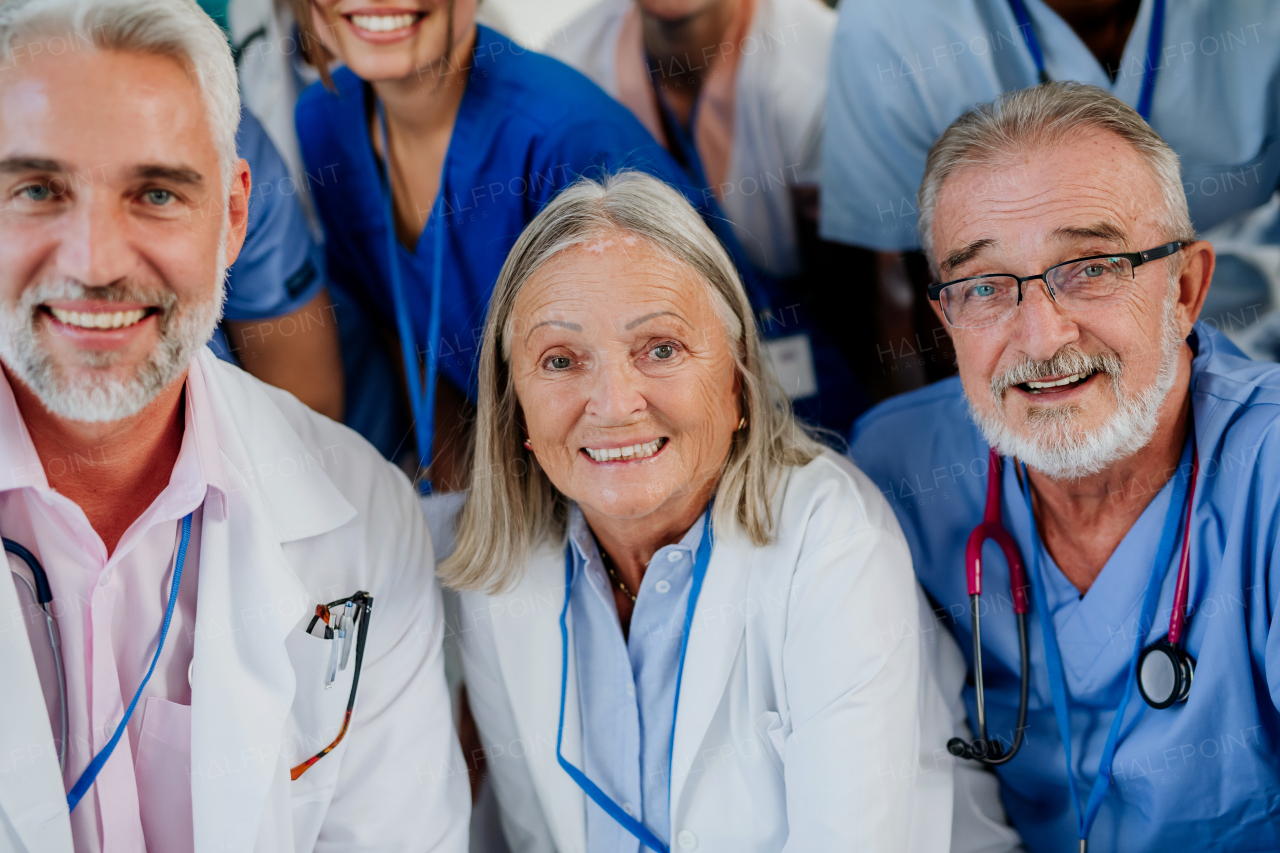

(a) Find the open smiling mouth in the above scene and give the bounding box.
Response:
[346,11,426,34]
[43,306,159,330]
[582,437,667,463]
[1017,370,1097,395]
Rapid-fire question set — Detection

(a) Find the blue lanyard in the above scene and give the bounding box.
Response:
[1018,433,1193,845]
[375,100,445,496]
[556,508,714,853]
[1007,0,1165,120]
[66,511,194,812]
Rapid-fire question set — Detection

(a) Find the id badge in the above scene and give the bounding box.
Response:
[764,333,818,400]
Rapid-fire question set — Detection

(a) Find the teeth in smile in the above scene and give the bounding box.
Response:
[585,438,665,462]
[349,13,418,32]
[48,307,148,330]
[1025,372,1088,390]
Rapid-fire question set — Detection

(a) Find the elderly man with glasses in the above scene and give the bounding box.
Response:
[851,82,1280,852]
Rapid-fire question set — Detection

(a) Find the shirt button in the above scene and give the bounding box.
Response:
[667,551,681,563]
[677,830,697,849]
[655,580,671,594]
[622,802,636,817]
[626,683,635,697]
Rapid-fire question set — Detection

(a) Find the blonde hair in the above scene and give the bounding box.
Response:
[918,81,1196,273]
[442,172,823,593]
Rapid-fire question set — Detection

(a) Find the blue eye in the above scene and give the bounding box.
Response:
[1082,264,1109,278]
[548,356,571,370]
[651,344,675,360]
[20,184,51,202]
[971,283,998,298]
[144,189,174,205]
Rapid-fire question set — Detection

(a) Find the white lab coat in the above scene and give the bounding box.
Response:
[0,349,470,853]
[456,451,1021,852]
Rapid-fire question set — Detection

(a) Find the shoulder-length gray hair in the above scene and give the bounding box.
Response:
[442,171,823,593]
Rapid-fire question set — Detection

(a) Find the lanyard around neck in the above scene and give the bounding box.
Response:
[1007,0,1165,121]
[556,507,714,853]
[66,512,194,812]
[375,98,445,495]
[1018,431,1194,845]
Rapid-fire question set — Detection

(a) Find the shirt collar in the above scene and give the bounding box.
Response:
[567,502,707,572]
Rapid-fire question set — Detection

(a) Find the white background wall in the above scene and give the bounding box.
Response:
[479,0,599,47]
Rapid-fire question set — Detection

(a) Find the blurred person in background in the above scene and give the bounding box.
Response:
[823,0,1280,395]
[550,0,871,430]
[289,0,838,501]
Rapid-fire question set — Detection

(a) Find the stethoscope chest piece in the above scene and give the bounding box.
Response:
[1137,639,1195,709]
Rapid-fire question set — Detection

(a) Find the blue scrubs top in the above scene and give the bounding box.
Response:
[849,324,1280,852]
[296,26,863,457]
[209,107,325,362]
[821,0,1280,252]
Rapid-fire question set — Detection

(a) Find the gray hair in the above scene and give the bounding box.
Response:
[918,82,1196,271]
[0,0,241,188]
[442,171,823,593]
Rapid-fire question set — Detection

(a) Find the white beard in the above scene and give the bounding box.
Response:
[0,265,226,424]
[968,295,1185,481]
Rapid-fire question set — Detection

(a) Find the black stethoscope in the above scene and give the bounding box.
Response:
[950,438,1198,850]
[4,514,193,812]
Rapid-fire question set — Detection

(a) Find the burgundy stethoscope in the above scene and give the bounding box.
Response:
[948,447,1199,765]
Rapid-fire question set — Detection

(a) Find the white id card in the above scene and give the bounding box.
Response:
[764,334,818,400]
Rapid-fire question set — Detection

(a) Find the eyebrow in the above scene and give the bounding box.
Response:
[0,156,66,174]
[624,310,688,330]
[0,157,205,188]
[940,238,998,277]
[128,164,204,187]
[528,319,582,335]
[1050,221,1130,247]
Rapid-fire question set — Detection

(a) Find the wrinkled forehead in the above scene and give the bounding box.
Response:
[931,134,1164,265]
[503,233,735,357]
[0,48,218,186]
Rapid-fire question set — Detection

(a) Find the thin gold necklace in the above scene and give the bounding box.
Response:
[597,546,637,603]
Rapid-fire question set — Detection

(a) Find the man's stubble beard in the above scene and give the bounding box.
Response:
[0,219,229,423]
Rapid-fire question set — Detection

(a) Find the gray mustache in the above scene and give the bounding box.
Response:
[990,346,1124,402]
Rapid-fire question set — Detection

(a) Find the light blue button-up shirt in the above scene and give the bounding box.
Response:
[849,323,1280,852]
[567,504,704,853]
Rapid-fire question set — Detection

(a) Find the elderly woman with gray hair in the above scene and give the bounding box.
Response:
[444,172,1019,852]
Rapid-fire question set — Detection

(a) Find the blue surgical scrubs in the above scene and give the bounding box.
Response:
[296,25,862,458]
[209,108,325,363]
[849,324,1280,852]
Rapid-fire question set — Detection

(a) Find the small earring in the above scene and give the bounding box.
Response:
[737,416,747,431]
[523,438,533,450]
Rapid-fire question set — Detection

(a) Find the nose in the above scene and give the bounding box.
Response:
[584,353,647,424]
[1010,277,1079,362]
[54,188,139,287]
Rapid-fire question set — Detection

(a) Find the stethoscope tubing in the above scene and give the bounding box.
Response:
[6,537,68,772]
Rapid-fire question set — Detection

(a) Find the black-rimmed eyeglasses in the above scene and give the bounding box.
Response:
[928,242,1185,329]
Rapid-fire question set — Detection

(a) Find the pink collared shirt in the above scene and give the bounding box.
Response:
[0,355,227,853]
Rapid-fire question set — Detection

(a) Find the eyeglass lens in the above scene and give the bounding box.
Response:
[941,256,1135,329]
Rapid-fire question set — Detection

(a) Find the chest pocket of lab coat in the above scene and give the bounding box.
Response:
[283,627,356,805]
[1182,136,1280,232]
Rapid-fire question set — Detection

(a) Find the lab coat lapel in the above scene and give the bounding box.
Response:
[668,530,750,818]
[189,352,356,853]
[0,565,73,853]
[489,545,587,853]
